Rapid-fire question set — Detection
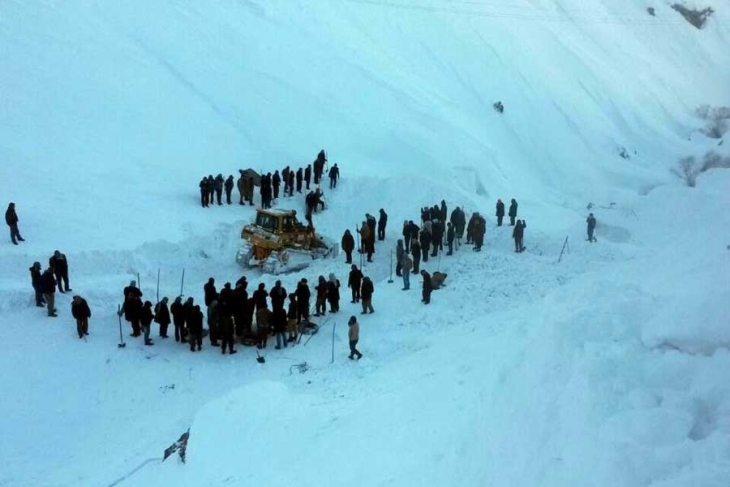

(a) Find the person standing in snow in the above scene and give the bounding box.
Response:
[29,262,45,307]
[348,315,363,360]
[410,239,421,274]
[287,293,298,342]
[121,280,143,336]
[314,150,327,184]
[472,213,486,252]
[431,219,443,257]
[188,305,204,352]
[219,309,236,354]
[587,213,597,243]
[245,175,255,205]
[296,278,311,324]
[207,175,215,205]
[203,277,217,307]
[71,295,91,339]
[207,299,220,347]
[272,305,288,350]
[450,207,465,247]
[440,200,448,223]
[315,275,328,316]
[213,174,224,205]
[360,276,374,314]
[357,221,373,263]
[329,163,340,189]
[446,222,455,255]
[296,168,303,194]
[327,273,341,313]
[508,198,518,226]
[395,239,405,277]
[402,221,411,252]
[49,250,70,294]
[140,300,155,346]
[286,170,295,198]
[199,178,210,207]
[495,199,505,227]
[170,296,186,342]
[513,219,526,252]
[420,270,433,305]
[237,171,246,205]
[155,297,171,338]
[224,175,235,205]
[341,229,355,264]
[40,267,57,317]
[401,253,412,290]
[419,227,431,263]
[304,164,312,190]
[5,202,24,245]
[348,264,363,303]
[378,208,388,241]
[272,170,281,200]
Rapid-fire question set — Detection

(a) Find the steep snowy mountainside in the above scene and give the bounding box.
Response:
[1,0,729,253]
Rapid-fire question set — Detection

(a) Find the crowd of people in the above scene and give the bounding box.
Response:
[10,148,602,359]
[197,150,340,213]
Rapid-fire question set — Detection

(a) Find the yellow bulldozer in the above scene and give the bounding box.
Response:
[236,208,337,274]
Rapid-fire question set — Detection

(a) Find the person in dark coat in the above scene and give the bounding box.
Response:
[419,229,431,262]
[253,283,269,333]
[224,175,235,204]
[296,168,303,193]
[377,209,387,241]
[270,280,287,312]
[408,221,420,248]
[246,176,255,205]
[203,277,217,307]
[219,311,236,354]
[29,262,45,307]
[472,213,486,251]
[199,178,209,207]
[282,166,291,194]
[395,239,405,276]
[182,296,195,342]
[154,297,171,338]
[509,198,518,226]
[287,171,295,197]
[272,306,288,349]
[188,305,204,352]
[139,301,155,345]
[402,221,411,252]
[207,175,215,204]
[360,276,374,314]
[40,268,57,317]
[207,299,220,347]
[450,207,466,245]
[348,265,363,303]
[440,200,448,223]
[233,279,250,338]
[122,281,143,335]
[49,250,70,293]
[272,171,281,200]
[513,220,526,252]
[446,222,455,255]
[5,203,24,245]
[431,220,443,257]
[466,213,476,244]
[421,270,433,304]
[327,273,340,313]
[304,164,312,190]
[237,172,246,205]
[314,150,326,184]
[296,279,311,323]
[411,240,421,274]
[496,199,505,226]
[214,174,224,205]
[587,213,597,242]
[329,163,339,189]
[170,296,186,342]
[70,295,91,339]
[315,276,327,316]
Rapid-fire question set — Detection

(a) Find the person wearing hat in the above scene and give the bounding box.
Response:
[347,316,362,360]
[71,295,91,339]
[5,202,24,245]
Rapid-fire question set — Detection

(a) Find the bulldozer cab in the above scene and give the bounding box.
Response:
[253,209,306,235]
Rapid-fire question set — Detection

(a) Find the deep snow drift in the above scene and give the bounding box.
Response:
[1,1,729,486]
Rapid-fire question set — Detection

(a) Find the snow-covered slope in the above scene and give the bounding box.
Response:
[1,1,729,486]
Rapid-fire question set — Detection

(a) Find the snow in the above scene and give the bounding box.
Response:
[1,0,729,486]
